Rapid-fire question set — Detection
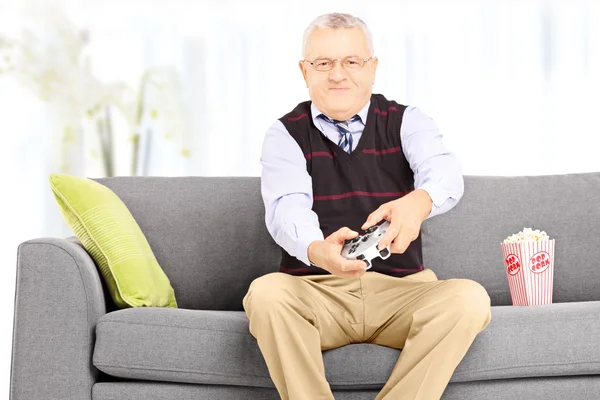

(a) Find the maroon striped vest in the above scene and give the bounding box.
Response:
[276,93,424,278]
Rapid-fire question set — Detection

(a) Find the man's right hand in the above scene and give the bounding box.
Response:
[307,227,368,278]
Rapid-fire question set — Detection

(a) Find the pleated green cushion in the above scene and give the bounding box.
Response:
[49,173,178,309]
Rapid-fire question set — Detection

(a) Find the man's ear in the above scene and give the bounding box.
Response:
[299,60,309,87]
[371,57,379,84]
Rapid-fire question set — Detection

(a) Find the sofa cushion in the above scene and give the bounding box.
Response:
[49,173,177,309]
[91,378,600,400]
[93,302,600,389]
[92,173,600,310]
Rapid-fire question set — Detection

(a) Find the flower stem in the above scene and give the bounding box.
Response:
[97,107,113,177]
[131,70,151,176]
[104,104,114,176]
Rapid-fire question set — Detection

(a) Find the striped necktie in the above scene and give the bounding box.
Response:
[319,114,361,154]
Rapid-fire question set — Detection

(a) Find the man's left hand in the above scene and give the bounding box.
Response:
[360,189,433,254]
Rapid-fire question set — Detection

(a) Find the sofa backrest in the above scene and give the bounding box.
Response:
[94,172,600,310]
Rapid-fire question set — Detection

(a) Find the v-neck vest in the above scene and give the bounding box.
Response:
[277,93,424,278]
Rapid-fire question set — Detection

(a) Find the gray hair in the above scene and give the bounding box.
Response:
[302,13,374,58]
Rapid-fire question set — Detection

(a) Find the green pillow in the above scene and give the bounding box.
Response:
[49,173,178,309]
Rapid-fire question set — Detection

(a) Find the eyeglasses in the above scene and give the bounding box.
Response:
[304,56,373,72]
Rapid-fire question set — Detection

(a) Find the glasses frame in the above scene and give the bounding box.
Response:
[303,56,374,72]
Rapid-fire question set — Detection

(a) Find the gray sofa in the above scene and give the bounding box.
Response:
[10,173,600,400]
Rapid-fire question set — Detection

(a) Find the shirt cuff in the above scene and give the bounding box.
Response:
[415,183,445,219]
[295,225,325,266]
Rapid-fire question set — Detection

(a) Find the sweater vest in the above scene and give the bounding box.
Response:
[277,93,424,278]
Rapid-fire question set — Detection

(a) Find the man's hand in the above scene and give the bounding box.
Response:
[361,189,433,254]
[308,227,369,278]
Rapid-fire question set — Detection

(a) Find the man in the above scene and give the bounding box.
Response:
[243,12,492,400]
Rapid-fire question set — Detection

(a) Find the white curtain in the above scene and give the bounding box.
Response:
[1,0,599,393]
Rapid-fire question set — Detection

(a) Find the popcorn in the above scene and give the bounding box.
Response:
[500,228,555,306]
[503,227,550,244]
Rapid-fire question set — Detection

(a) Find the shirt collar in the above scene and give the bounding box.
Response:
[311,100,371,127]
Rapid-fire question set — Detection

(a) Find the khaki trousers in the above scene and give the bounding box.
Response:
[242,268,492,400]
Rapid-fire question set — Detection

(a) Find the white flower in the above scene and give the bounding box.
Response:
[1,3,192,174]
[144,67,188,141]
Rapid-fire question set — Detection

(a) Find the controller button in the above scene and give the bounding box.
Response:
[379,248,390,257]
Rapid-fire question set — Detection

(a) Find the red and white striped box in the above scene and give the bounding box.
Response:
[501,239,555,306]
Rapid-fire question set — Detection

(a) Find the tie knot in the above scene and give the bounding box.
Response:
[316,113,357,154]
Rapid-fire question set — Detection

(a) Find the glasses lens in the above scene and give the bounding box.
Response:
[343,57,365,69]
[313,59,333,71]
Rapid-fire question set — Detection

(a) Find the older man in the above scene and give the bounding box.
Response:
[243,12,492,400]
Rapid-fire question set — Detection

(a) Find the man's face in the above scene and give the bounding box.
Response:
[299,26,378,121]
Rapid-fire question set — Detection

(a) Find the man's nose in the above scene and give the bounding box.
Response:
[328,61,347,82]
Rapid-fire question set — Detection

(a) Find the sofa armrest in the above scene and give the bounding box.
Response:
[10,237,110,400]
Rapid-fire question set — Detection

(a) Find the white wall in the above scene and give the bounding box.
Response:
[1,0,600,396]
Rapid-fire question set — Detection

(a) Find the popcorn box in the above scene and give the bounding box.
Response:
[501,232,555,306]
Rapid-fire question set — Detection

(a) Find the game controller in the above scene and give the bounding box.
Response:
[341,220,392,269]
